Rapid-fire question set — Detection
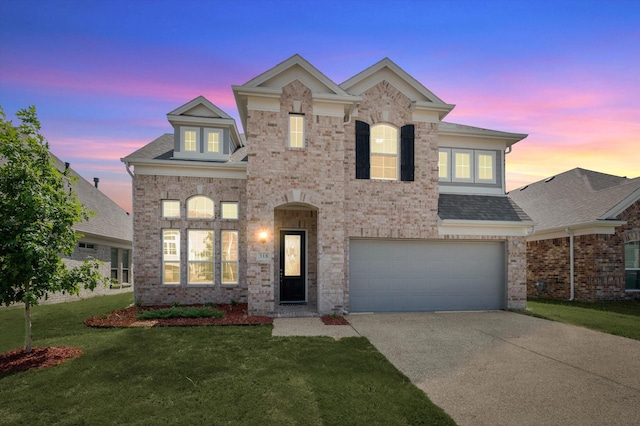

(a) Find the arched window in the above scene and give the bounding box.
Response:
[187,196,214,218]
[625,240,640,290]
[370,124,398,180]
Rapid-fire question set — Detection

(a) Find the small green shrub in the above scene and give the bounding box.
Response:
[172,301,185,308]
[137,307,224,320]
[204,302,215,307]
[230,299,238,307]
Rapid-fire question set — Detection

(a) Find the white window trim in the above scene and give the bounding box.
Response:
[625,240,640,291]
[288,114,305,148]
[221,230,240,285]
[221,202,239,220]
[475,150,497,184]
[204,128,223,154]
[162,229,180,285]
[181,127,199,153]
[439,148,451,182]
[187,230,214,285]
[162,200,181,218]
[452,149,474,183]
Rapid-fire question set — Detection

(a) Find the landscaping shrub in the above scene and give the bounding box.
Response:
[137,306,224,320]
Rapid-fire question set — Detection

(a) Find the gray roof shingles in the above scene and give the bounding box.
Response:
[438,194,532,222]
[508,168,640,231]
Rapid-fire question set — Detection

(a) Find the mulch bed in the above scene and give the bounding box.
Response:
[320,315,350,325]
[0,347,83,374]
[83,303,273,328]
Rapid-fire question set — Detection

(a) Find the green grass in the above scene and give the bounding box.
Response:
[137,306,224,320]
[0,294,455,426]
[526,298,640,341]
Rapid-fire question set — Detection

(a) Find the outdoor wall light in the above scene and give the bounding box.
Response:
[259,231,268,244]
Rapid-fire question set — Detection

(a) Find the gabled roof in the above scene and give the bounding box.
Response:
[52,155,132,244]
[167,96,243,148]
[509,168,640,234]
[340,58,455,120]
[167,95,234,120]
[239,54,350,96]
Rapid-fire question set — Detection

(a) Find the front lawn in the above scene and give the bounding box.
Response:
[526,298,640,341]
[0,294,455,425]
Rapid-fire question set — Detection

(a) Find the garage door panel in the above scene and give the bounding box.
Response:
[349,240,504,312]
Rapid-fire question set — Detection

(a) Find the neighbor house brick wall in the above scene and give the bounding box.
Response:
[527,199,640,301]
[133,174,247,306]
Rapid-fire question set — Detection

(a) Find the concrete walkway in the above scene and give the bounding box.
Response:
[347,311,640,426]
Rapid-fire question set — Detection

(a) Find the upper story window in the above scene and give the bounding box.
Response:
[439,148,496,184]
[205,129,222,154]
[162,200,180,218]
[221,202,239,219]
[370,124,398,180]
[187,196,214,218]
[355,121,414,182]
[182,127,198,152]
[625,240,640,290]
[289,114,305,148]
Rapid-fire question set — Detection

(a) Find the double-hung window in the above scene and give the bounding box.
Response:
[370,124,398,180]
[221,230,239,284]
[163,230,180,285]
[188,230,214,284]
[289,114,305,148]
[453,149,473,182]
[355,121,414,181]
[182,127,198,152]
[205,129,222,154]
[625,241,640,290]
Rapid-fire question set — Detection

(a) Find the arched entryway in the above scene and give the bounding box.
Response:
[274,203,318,316]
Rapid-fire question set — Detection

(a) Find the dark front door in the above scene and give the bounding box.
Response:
[280,230,306,303]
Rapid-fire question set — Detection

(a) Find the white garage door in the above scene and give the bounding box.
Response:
[349,239,505,312]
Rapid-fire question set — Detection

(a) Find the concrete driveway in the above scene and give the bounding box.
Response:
[347,311,640,426]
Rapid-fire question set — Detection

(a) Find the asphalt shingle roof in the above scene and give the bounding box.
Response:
[508,168,640,231]
[438,194,532,222]
[123,133,248,163]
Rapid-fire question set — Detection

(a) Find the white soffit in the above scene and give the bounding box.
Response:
[438,219,535,237]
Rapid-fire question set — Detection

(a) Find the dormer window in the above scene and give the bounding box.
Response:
[182,127,199,152]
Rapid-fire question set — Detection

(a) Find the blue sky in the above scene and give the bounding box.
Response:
[1,0,638,211]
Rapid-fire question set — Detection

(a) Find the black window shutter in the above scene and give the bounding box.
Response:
[400,124,415,181]
[355,120,370,179]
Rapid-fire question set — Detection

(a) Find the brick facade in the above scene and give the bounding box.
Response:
[132,174,247,306]
[527,199,640,301]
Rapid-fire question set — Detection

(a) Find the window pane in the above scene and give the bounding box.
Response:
[221,202,239,219]
[162,200,180,218]
[439,151,448,179]
[163,230,180,261]
[371,125,397,154]
[284,235,301,276]
[478,154,494,180]
[222,263,238,284]
[207,130,220,153]
[625,241,640,268]
[184,130,196,151]
[189,262,213,284]
[189,230,213,261]
[371,154,397,180]
[122,250,129,268]
[289,115,304,148]
[111,248,118,266]
[187,196,214,218]
[222,231,238,261]
[455,152,471,179]
[164,263,180,285]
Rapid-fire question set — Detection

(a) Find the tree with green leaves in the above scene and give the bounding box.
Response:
[0,106,109,353]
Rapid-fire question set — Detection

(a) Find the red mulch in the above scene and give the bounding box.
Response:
[0,347,83,374]
[321,315,350,325]
[83,303,273,328]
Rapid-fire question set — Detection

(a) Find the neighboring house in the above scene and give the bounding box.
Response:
[123,54,533,316]
[509,168,640,301]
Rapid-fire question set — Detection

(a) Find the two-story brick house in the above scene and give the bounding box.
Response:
[123,55,533,315]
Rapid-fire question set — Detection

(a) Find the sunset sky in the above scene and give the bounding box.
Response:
[1,0,638,212]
